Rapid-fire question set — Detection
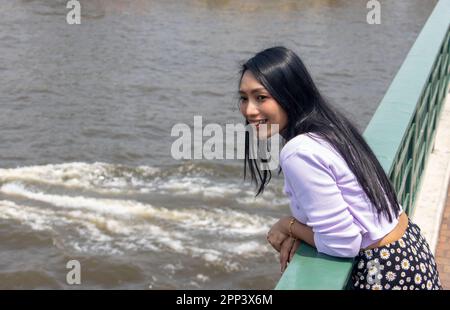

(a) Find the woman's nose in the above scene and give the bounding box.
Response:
[243,100,259,118]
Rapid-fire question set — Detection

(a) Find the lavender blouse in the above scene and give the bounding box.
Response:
[280,133,403,258]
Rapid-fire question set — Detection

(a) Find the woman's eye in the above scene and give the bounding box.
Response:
[239,96,248,103]
[256,95,267,101]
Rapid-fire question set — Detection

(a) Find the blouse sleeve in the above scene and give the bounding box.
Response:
[281,148,362,258]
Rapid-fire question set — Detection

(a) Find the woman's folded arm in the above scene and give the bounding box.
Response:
[281,148,363,258]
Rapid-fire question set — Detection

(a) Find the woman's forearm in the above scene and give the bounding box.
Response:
[290,220,316,248]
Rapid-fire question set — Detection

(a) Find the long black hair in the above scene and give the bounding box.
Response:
[240,46,400,222]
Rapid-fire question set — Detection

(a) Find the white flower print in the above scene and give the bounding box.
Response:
[364,249,373,259]
[409,285,414,290]
[414,274,422,284]
[401,258,410,270]
[406,277,411,283]
[386,261,392,267]
[380,249,390,260]
[411,247,417,255]
[392,286,402,290]
[368,265,378,276]
[401,271,406,277]
[398,239,406,248]
[420,263,426,273]
[358,260,365,269]
[372,284,383,290]
[396,248,402,254]
[395,265,401,271]
[426,280,432,290]
[386,271,396,282]
[384,284,391,289]
[390,249,395,254]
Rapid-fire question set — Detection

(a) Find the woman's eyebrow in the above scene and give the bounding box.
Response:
[238,87,267,94]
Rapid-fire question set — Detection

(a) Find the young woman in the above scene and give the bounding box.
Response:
[238,46,443,290]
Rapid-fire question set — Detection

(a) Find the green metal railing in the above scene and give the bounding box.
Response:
[276,0,450,290]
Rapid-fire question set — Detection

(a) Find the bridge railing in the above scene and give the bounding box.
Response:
[276,0,450,290]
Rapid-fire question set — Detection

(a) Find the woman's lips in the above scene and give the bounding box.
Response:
[249,119,268,127]
[255,120,268,130]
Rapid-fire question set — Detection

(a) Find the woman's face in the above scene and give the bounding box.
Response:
[239,70,288,138]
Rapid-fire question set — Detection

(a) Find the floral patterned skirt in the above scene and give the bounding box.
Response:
[350,218,443,290]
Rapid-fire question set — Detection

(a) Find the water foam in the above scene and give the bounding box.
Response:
[0,182,274,235]
[0,181,275,271]
[0,162,282,271]
[0,162,160,194]
[0,162,287,207]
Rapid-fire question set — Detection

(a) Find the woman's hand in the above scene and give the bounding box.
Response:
[266,216,303,273]
[266,216,292,252]
[280,237,301,273]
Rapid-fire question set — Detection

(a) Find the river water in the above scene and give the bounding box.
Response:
[0,0,438,289]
